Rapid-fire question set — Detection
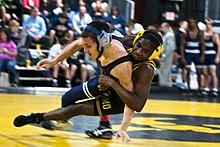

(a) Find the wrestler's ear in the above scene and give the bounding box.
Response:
[133,30,146,46]
[148,45,163,60]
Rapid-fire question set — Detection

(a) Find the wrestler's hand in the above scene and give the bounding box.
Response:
[200,55,205,63]
[181,58,186,65]
[98,84,108,91]
[98,75,114,91]
[116,130,131,143]
[215,55,220,64]
[36,59,55,70]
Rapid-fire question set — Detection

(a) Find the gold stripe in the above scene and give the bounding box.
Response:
[75,97,95,103]
[133,60,156,81]
[96,98,102,117]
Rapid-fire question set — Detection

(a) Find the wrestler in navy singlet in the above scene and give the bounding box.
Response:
[61,35,132,108]
[204,37,217,67]
[184,31,202,68]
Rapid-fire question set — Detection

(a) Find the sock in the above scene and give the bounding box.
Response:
[66,79,71,84]
[101,115,110,122]
[172,65,177,68]
[204,88,210,92]
[213,88,218,92]
[53,78,58,83]
[99,116,111,128]
[100,120,112,129]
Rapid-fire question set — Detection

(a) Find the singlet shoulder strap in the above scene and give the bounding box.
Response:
[102,54,133,75]
[112,35,127,49]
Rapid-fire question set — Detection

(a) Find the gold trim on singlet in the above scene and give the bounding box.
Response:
[127,48,156,81]
[127,48,132,53]
[96,99,103,117]
[133,60,156,81]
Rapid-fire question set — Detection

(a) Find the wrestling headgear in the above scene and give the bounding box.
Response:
[85,25,112,58]
[133,30,163,60]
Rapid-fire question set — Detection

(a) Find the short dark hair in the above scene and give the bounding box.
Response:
[59,37,69,45]
[31,6,39,12]
[142,30,163,49]
[59,12,68,19]
[80,20,111,43]
[0,28,11,42]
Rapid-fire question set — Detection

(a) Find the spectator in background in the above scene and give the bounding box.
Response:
[201,19,220,97]
[4,0,24,24]
[40,0,51,11]
[0,0,7,27]
[83,53,98,79]
[39,0,52,31]
[49,12,73,46]
[158,22,176,87]
[72,5,93,39]
[67,51,88,85]
[22,6,50,49]
[62,0,76,10]
[22,0,40,15]
[126,19,144,35]
[50,0,64,20]
[48,0,67,30]
[91,0,109,20]
[180,18,205,95]
[174,20,188,89]
[105,6,126,35]
[48,37,71,88]
[40,0,52,14]
[147,25,156,31]
[0,28,18,87]
[8,19,21,46]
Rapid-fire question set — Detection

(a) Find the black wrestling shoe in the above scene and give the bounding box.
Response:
[197,89,209,97]
[13,113,43,127]
[85,121,113,139]
[210,90,218,97]
[41,120,73,131]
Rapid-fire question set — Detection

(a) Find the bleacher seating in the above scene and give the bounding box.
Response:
[15,47,52,87]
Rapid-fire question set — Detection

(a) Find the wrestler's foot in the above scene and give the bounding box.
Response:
[210,90,218,97]
[13,113,43,127]
[85,121,113,139]
[41,120,73,131]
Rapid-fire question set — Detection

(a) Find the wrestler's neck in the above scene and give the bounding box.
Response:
[98,40,128,66]
[98,45,115,66]
[205,28,213,35]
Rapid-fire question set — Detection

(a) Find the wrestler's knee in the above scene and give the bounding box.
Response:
[61,92,71,108]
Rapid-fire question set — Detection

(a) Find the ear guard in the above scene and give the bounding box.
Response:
[132,30,146,46]
[133,30,163,60]
[85,25,112,53]
[148,45,162,60]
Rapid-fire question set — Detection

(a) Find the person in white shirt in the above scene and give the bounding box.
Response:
[48,37,71,87]
[159,22,176,87]
[72,5,93,38]
[126,19,144,35]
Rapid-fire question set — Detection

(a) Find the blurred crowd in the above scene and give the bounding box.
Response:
[157,19,220,97]
[0,0,219,98]
[0,0,127,88]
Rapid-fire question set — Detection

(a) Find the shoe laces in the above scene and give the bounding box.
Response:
[26,114,41,124]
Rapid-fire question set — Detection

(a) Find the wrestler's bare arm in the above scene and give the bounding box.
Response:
[36,38,84,69]
[110,57,134,143]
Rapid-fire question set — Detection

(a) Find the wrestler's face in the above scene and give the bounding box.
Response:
[206,21,212,30]
[188,19,196,29]
[82,37,99,59]
[132,38,154,62]
[182,21,188,30]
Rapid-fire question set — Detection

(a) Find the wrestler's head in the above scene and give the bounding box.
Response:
[131,30,163,62]
[81,20,112,59]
